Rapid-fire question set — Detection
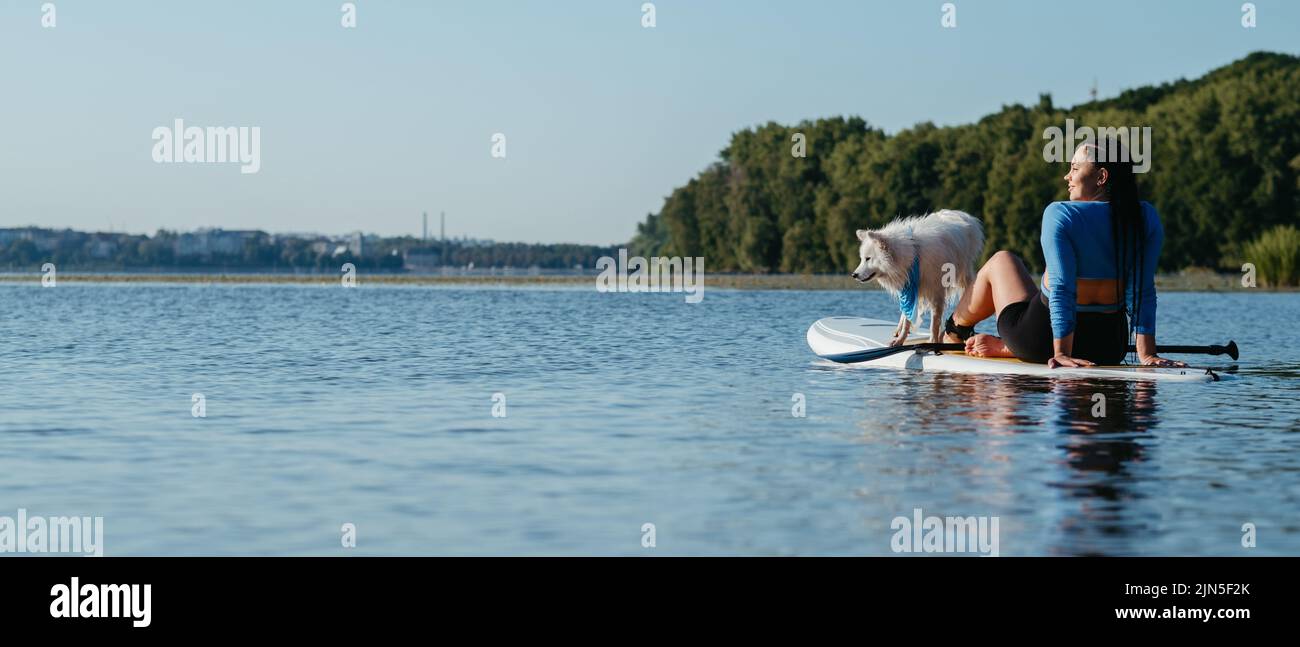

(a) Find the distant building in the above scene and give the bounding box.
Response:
[174,229,263,258]
[89,238,118,259]
[403,250,440,271]
[0,227,64,252]
[30,230,61,252]
[209,232,242,256]
[175,232,204,257]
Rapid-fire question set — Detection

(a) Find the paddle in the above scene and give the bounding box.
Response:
[1141,341,1238,360]
[823,340,1239,364]
[822,343,963,364]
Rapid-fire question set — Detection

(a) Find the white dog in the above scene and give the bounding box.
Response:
[851,210,985,345]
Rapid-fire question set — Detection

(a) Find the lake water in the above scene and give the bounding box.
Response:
[1,282,1296,556]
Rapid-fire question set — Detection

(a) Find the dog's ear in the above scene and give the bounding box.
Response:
[856,229,870,242]
[866,230,888,247]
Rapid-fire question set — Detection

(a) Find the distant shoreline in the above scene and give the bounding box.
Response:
[0,270,1291,292]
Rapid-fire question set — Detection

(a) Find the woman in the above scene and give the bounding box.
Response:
[941,141,1186,369]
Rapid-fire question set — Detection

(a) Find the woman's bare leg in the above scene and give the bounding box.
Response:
[947,251,1038,333]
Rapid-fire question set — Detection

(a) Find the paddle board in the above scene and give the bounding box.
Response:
[807,317,1221,382]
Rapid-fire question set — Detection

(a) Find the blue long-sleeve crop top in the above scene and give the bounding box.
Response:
[1040,200,1162,339]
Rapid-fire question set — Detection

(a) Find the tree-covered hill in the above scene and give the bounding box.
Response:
[630,52,1300,275]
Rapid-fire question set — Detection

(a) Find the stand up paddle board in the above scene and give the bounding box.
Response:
[807,317,1221,382]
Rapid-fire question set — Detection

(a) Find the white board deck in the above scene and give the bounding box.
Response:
[807,317,1221,383]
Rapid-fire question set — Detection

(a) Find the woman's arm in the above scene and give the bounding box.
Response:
[1041,205,1077,341]
[1042,204,1093,367]
[1135,334,1157,360]
[1131,207,1185,367]
[1131,206,1162,337]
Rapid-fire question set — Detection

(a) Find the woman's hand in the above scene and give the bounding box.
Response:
[1049,333,1093,368]
[1048,353,1095,368]
[1139,355,1187,368]
[965,334,1013,358]
[1134,335,1185,367]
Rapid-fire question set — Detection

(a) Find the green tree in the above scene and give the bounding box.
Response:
[629,52,1300,275]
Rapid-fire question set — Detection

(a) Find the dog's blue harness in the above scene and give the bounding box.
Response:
[897,253,921,322]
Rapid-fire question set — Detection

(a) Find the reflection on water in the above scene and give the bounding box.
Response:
[0,284,1296,555]
[1045,380,1157,556]
[865,372,1170,555]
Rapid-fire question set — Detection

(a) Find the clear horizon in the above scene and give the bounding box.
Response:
[2,1,1296,245]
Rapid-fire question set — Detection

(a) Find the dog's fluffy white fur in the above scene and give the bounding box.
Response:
[852,210,985,345]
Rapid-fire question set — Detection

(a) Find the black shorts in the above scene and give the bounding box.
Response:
[996,291,1129,365]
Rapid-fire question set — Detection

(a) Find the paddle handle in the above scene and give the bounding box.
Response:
[1127,340,1239,360]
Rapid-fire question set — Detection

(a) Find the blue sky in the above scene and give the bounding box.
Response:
[1,0,1296,244]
